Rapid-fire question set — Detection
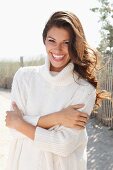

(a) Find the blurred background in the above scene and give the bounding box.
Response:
[0,0,113,169]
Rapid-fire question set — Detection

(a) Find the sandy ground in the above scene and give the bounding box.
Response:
[0,88,113,170]
[0,89,12,170]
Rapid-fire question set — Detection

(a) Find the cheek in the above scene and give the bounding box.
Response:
[45,46,51,55]
[66,48,69,54]
[45,42,52,52]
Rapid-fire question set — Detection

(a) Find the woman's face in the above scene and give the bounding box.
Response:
[45,26,71,72]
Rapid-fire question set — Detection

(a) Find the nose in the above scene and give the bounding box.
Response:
[54,43,63,52]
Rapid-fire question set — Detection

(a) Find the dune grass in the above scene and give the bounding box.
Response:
[0,57,45,89]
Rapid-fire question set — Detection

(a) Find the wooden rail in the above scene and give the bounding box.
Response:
[97,55,113,127]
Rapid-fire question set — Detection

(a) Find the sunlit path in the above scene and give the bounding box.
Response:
[0,93,12,170]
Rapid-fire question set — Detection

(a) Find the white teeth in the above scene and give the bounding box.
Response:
[53,54,64,59]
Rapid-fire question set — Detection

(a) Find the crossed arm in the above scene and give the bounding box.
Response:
[5,69,96,157]
[5,91,95,157]
[6,102,88,140]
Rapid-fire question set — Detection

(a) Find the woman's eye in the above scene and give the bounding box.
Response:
[64,41,69,45]
[48,39,55,43]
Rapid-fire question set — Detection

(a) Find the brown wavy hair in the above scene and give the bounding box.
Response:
[42,11,111,109]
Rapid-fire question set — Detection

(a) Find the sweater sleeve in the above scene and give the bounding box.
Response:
[34,88,96,157]
[9,68,41,138]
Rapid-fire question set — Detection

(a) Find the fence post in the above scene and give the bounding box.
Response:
[20,56,24,67]
[97,54,113,128]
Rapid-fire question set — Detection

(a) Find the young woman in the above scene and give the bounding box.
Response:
[5,11,104,170]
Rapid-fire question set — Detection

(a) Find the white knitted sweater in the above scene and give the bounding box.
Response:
[6,57,96,170]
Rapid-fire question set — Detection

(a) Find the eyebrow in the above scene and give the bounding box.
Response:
[47,36,55,40]
[47,36,70,42]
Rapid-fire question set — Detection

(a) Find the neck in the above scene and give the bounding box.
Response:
[50,61,71,72]
[50,65,64,72]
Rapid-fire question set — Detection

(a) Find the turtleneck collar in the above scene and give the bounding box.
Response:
[39,56,79,86]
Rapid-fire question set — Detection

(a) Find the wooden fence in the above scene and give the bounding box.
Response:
[96,55,113,127]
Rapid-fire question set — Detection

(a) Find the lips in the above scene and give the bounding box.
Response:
[52,54,65,62]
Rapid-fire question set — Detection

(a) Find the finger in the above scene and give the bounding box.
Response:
[12,102,20,112]
[71,104,85,109]
[74,125,85,129]
[75,121,86,128]
[78,117,88,123]
[6,111,11,116]
[79,112,89,118]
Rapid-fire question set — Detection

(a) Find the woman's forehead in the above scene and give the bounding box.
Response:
[47,26,70,39]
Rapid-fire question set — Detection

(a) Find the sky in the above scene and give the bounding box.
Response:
[0,0,100,61]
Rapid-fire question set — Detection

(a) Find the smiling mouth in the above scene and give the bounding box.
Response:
[52,54,65,62]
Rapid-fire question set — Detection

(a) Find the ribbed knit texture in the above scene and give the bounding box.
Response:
[40,56,77,86]
[6,56,96,170]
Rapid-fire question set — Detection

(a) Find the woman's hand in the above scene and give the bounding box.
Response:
[37,104,89,130]
[58,104,89,129]
[6,102,36,140]
[5,102,23,129]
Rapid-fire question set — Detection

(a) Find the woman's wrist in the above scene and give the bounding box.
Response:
[37,111,62,129]
[15,118,25,131]
[15,119,36,140]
